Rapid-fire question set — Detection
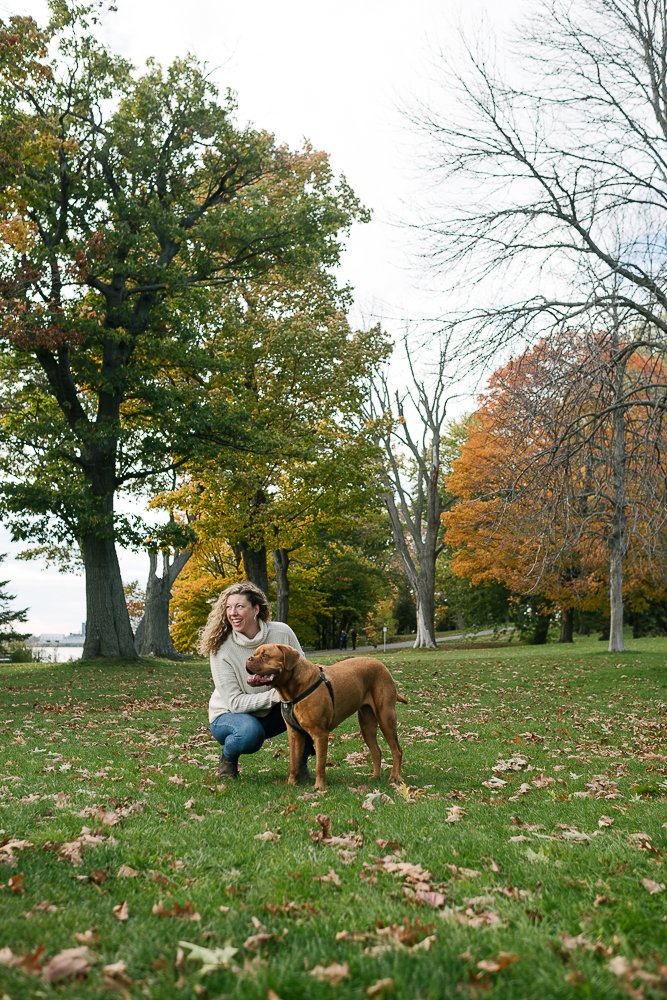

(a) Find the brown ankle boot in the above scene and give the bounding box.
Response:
[218,754,239,780]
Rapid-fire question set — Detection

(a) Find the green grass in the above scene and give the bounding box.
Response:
[0,638,666,998]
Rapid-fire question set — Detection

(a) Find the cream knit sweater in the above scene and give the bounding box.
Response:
[208,619,303,724]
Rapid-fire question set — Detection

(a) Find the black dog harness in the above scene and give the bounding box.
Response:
[281,669,334,735]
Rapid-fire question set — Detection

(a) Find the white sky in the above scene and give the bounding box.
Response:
[0,0,525,634]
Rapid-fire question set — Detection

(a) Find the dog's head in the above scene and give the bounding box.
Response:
[246,643,300,687]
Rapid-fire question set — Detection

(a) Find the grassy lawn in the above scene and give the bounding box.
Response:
[0,638,666,998]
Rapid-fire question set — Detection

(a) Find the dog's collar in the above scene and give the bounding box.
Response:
[281,668,334,733]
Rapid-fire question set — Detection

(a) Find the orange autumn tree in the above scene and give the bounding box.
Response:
[444,333,667,645]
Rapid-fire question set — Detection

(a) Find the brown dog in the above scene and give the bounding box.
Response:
[246,643,407,791]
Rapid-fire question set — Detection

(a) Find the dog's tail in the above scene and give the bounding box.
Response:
[397,693,409,704]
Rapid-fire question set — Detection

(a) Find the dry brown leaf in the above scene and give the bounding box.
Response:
[42,946,94,984]
[152,900,201,921]
[8,873,24,893]
[102,959,130,981]
[477,952,520,974]
[309,960,350,985]
[367,979,395,998]
[24,899,59,918]
[315,867,342,886]
[117,864,140,878]
[57,829,109,867]
[244,930,282,950]
[609,956,632,977]
[255,830,281,842]
[415,889,446,908]
[74,929,99,945]
[310,815,364,849]
[641,878,665,894]
[446,805,465,823]
[0,838,33,863]
[112,900,129,921]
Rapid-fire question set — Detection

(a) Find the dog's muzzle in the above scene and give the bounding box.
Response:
[246,672,276,686]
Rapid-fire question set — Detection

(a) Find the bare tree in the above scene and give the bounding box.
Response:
[414,0,667,357]
[413,0,667,648]
[369,340,453,648]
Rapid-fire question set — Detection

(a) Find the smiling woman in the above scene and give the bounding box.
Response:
[198,581,314,782]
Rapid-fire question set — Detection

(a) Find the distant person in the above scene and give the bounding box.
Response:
[350,628,357,651]
[339,629,348,650]
[199,581,314,782]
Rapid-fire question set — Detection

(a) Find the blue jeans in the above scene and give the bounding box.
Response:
[210,704,314,761]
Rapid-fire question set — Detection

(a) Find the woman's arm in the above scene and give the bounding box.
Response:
[211,650,275,714]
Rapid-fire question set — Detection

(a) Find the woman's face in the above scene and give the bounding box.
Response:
[225,594,260,638]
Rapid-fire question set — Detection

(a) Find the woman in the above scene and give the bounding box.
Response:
[199,580,313,781]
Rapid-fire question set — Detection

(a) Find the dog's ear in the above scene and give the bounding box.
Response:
[280,645,300,671]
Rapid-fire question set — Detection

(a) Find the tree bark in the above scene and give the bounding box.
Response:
[81,533,137,659]
[531,612,551,645]
[134,549,191,657]
[559,607,574,643]
[240,544,269,596]
[414,574,437,649]
[273,548,290,622]
[608,333,627,654]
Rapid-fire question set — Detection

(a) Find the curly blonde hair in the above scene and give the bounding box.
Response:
[198,581,271,655]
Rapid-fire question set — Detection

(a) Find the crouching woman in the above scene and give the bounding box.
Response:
[199,581,312,781]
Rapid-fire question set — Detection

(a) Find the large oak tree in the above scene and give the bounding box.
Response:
[0,4,365,657]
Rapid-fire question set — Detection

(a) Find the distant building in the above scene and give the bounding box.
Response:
[38,633,66,645]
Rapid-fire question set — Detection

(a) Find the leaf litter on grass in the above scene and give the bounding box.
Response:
[1,645,666,998]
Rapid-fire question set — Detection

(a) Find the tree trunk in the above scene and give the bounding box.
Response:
[135,549,191,657]
[531,613,551,645]
[608,543,624,652]
[240,544,269,596]
[559,607,574,643]
[608,343,627,654]
[414,576,437,649]
[81,534,137,659]
[273,548,290,622]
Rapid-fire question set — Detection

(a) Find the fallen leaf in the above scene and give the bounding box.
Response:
[179,940,238,974]
[314,867,342,886]
[446,805,465,823]
[112,900,129,921]
[415,889,446,908]
[74,929,99,945]
[42,946,94,984]
[367,978,395,998]
[152,900,201,921]
[609,955,632,977]
[8,873,24,893]
[310,815,363,849]
[117,864,140,878]
[477,952,520,974]
[309,961,350,985]
[0,839,34,864]
[641,878,665,894]
[23,900,59,919]
[255,831,281,842]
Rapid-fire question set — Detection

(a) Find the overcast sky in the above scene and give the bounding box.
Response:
[0,0,526,635]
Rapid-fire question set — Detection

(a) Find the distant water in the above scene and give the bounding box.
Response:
[33,645,84,662]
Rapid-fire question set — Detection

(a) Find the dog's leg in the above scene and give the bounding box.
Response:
[312,732,329,791]
[358,705,382,778]
[287,728,306,786]
[376,702,403,784]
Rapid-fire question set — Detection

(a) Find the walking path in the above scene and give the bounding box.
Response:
[308,629,496,657]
